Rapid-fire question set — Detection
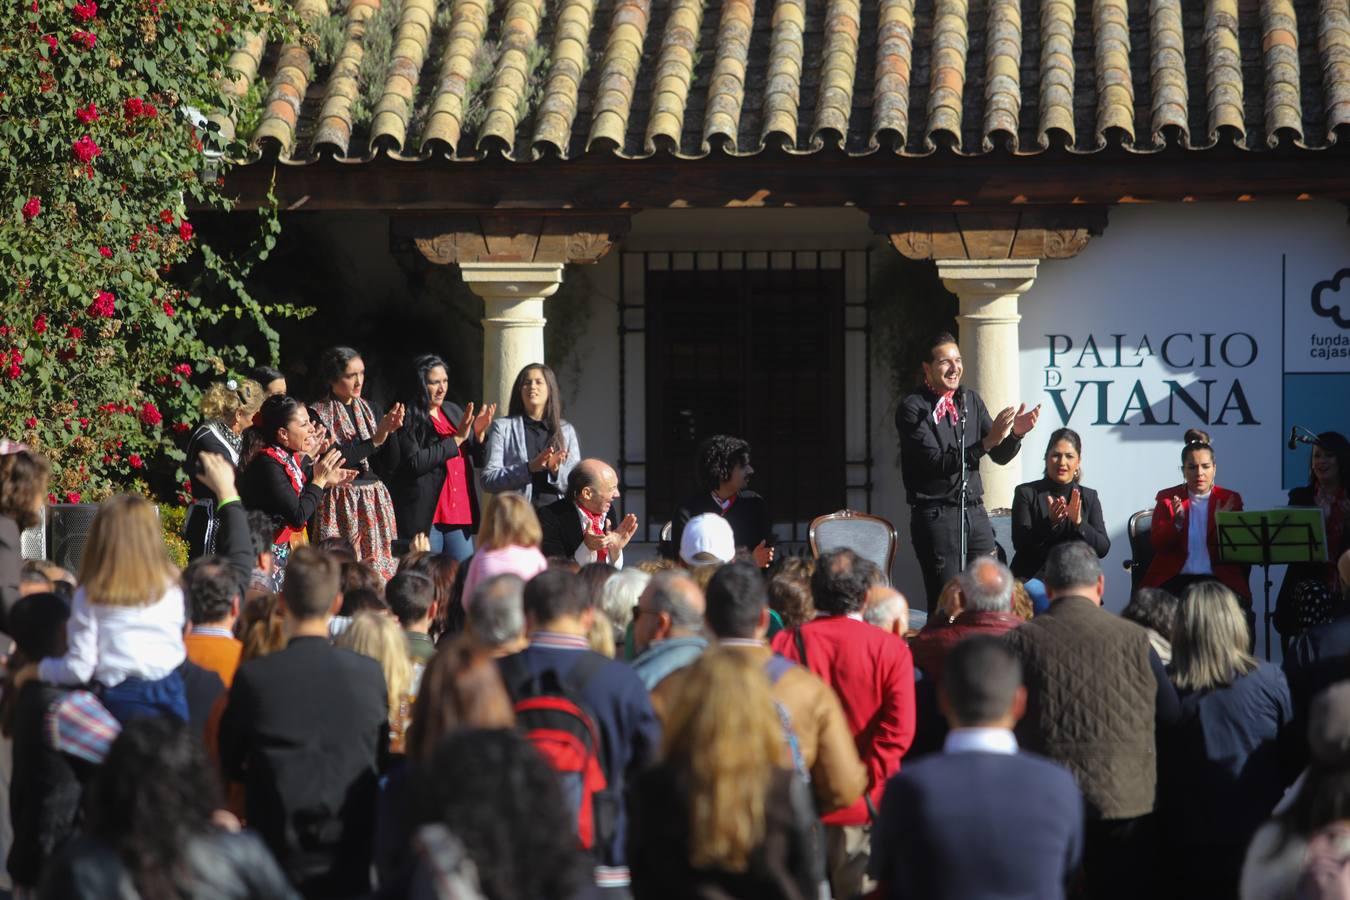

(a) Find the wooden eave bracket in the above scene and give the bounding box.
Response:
[392,212,634,266]
[869,207,1111,260]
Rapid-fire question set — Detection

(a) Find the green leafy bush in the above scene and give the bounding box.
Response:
[1,0,302,504]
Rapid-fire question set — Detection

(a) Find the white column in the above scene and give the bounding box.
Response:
[936,259,1039,511]
[460,262,564,409]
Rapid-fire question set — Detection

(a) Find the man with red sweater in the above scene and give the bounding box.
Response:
[771,547,916,899]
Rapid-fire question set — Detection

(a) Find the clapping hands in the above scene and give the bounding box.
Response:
[529,444,568,475]
[1047,488,1082,527]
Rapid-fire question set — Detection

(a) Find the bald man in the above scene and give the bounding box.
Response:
[536,458,640,568]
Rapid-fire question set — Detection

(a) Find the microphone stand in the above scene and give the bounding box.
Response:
[958,391,969,566]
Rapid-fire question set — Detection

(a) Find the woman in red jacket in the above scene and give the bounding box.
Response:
[1144,429,1250,600]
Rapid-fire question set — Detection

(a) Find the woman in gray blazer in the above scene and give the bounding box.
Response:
[482,363,580,507]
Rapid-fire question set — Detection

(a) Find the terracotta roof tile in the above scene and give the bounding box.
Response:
[230,0,1350,162]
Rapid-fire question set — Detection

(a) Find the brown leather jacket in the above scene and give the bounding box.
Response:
[650,642,867,815]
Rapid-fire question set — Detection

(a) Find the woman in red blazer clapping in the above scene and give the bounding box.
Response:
[1143,429,1251,601]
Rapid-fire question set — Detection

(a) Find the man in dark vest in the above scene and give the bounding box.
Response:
[1005,541,1179,900]
[897,332,1040,603]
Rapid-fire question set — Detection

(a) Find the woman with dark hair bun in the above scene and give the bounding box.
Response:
[240,394,354,586]
[1009,427,1110,581]
[1143,429,1250,600]
[482,363,580,508]
[310,346,405,580]
[389,353,495,561]
[249,365,287,397]
[1275,431,1350,638]
[39,717,297,899]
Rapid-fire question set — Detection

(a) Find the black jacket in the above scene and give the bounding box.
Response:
[537,497,618,560]
[672,491,772,555]
[39,830,299,900]
[387,405,484,541]
[219,636,389,898]
[1010,479,1111,580]
[896,387,1021,506]
[238,451,324,542]
[8,682,91,889]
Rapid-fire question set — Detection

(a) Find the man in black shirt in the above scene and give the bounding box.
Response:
[897,333,1040,603]
[671,435,774,568]
[219,546,388,898]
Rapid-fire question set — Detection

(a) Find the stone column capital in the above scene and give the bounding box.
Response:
[460,261,565,301]
[936,259,1039,301]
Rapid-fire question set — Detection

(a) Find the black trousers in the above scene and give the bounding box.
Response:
[1081,814,1158,900]
[910,504,995,604]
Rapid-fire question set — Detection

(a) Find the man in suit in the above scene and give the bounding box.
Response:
[897,332,1040,603]
[671,434,774,567]
[536,459,639,567]
[871,635,1084,899]
[219,546,389,898]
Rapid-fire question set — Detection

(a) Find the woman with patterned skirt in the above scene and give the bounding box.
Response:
[311,346,405,581]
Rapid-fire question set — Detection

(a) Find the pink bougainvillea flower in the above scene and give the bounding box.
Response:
[33,314,47,334]
[24,417,37,428]
[159,208,174,225]
[97,245,111,258]
[178,221,193,241]
[65,491,81,504]
[139,402,162,426]
[171,363,192,376]
[75,102,99,124]
[67,325,84,340]
[161,301,175,317]
[70,30,96,49]
[72,0,97,21]
[21,196,40,220]
[71,135,101,163]
[128,453,144,469]
[88,290,115,317]
[123,96,144,119]
[42,34,58,54]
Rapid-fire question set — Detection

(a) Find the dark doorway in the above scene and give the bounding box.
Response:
[645,259,847,542]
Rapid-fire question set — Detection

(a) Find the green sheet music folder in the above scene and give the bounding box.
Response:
[1215,509,1328,566]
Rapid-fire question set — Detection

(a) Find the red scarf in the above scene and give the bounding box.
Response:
[577,503,608,563]
[261,446,305,544]
[712,491,737,514]
[933,390,958,425]
[431,409,473,527]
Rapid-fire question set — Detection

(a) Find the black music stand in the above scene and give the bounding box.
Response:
[1216,509,1327,660]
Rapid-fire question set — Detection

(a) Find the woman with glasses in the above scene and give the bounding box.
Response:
[1143,429,1250,601]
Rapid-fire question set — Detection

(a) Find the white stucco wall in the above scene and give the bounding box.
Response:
[557,202,1350,657]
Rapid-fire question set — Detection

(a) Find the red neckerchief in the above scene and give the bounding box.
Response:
[577,503,608,563]
[261,446,305,544]
[933,390,958,425]
[430,408,473,526]
[712,491,737,514]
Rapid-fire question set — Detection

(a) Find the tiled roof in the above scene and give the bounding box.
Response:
[213,0,1350,163]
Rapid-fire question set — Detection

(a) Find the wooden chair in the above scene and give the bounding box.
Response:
[1122,508,1155,592]
[808,510,899,578]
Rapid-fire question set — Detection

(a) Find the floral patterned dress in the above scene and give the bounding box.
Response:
[312,396,399,581]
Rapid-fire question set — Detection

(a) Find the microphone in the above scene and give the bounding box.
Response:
[1288,425,1319,449]
[1289,426,1300,450]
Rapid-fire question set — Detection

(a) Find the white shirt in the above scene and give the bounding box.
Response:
[943,727,1019,755]
[572,505,624,570]
[1181,491,1213,575]
[38,585,187,688]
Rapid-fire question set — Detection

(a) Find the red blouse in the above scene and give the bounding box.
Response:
[431,408,473,527]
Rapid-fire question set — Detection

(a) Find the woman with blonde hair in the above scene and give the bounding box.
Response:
[30,495,188,722]
[1160,581,1294,899]
[336,610,413,754]
[459,492,547,603]
[185,376,265,559]
[628,648,822,899]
